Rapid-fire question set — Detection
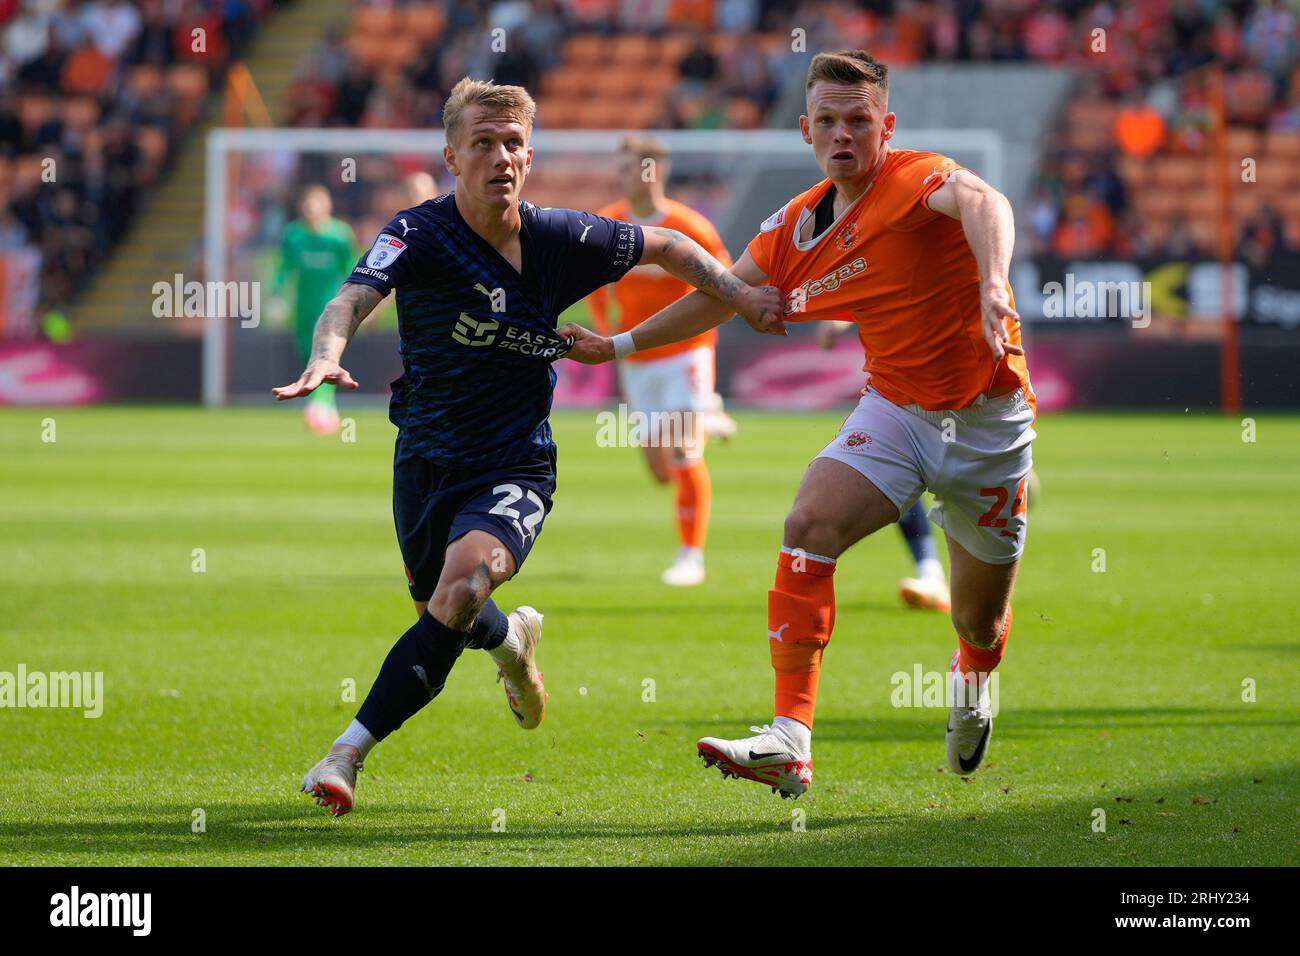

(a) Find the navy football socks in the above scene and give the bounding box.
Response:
[353,600,510,740]
[355,612,468,740]
[899,500,938,565]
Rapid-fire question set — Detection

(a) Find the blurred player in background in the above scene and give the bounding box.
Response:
[588,137,734,586]
[817,318,950,612]
[273,78,782,816]
[274,184,357,435]
[405,170,440,205]
[564,51,1033,796]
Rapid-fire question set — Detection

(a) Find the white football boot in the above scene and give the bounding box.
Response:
[946,661,993,775]
[697,724,813,799]
[495,606,547,729]
[899,575,950,612]
[661,547,705,586]
[702,393,738,442]
[300,744,363,817]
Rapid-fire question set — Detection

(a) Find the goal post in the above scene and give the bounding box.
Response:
[203,127,1005,406]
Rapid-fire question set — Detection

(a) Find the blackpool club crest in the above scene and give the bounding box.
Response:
[838,222,860,251]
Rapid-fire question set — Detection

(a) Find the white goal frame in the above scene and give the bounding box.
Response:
[203,127,1004,406]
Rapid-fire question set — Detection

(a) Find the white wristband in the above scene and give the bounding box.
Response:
[612,331,637,360]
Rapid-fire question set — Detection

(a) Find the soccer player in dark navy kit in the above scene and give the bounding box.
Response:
[273,77,783,816]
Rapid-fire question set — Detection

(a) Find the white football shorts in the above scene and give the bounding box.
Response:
[619,346,715,415]
[817,386,1036,564]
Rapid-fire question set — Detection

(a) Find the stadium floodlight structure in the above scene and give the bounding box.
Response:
[203,127,1004,407]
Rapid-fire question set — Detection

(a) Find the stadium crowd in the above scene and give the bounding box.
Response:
[0,0,276,315]
[1030,0,1300,259]
[3,0,1298,324]
[288,0,1300,262]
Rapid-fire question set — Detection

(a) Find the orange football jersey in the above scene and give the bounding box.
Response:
[588,198,732,363]
[747,149,1033,411]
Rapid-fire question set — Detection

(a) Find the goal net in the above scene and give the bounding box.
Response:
[203,127,1004,407]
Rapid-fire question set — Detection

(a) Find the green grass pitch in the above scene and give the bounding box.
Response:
[1,406,1296,866]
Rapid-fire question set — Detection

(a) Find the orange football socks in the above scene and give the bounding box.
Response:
[672,457,711,550]
[956,606,1013,676]
[769,547,837,729]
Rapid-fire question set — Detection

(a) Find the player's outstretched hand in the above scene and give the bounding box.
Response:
[272,361,359,400]
[736,285,787,336]
[980,283,1024,361]
[556,323,613,364]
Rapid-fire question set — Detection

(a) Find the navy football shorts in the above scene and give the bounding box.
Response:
[392,433,556,602]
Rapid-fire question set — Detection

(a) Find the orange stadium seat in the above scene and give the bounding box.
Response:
[1153,156,1203,189]
[537,100,581,128]
[709,32,740,58]
[1265,130,1300,158]
[623,100,663,128]
[604,70,649,99]
[641,65,679,93]
[1183,191,1217,219]
[611,33,654,66]
[1115,155,1152,188]
[658,32,695,65]
[575,101,618,128]
[566,33,608,66]
[540,68,588,99]
[1231,190,1262,220]
[1132,189,1180,218]
[1226,127,1261,157]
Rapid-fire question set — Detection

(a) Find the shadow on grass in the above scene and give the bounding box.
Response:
[0,806,870,858]
[2,762,1294,866]
[717,761,1300,867]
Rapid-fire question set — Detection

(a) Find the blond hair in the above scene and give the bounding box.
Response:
[806,51,889,100]
[442,76,536,144]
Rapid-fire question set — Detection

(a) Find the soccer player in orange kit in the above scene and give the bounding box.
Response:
[588,137,734,586]
[561,50,1034,795]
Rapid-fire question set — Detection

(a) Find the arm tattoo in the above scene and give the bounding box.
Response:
[308,284,381,364]
[646,227,745,302]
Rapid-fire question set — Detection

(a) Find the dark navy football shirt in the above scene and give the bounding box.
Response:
[345,193,644,466]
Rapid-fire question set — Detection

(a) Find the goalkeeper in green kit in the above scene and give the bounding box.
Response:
[274,184,357,434]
